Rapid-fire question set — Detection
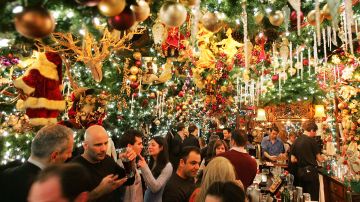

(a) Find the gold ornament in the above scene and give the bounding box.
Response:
[180,0,200,6]
[129,74,137,82]
[130,66,139,75]
[98,0,126,17]
[269,10,284,26]
[133,52,142,60]
[321,4,331,20]
[152,20,167,45]
[216,28,242,62]
[307,10,324,26]
[15,7,55,39]
[149,92,156,99]
[159,1,187,27]
[220,86,227,93]
[130,0,150,22]
[288,68,297,76]
[201,12,223,33]
[254,11,264,24]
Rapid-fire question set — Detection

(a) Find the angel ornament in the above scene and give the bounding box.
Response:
[216,28,242,63]
[141,58,173,85]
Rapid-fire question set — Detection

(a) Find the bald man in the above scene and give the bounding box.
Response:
[71,125,136,202]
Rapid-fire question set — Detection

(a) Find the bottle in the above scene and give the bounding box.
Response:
[281,185,291,202]
[295,186,303,202]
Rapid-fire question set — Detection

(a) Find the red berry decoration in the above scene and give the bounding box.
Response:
[130,81,139,89]
[135,60,142,67]
[108,7,135,31]
[272,74,279,81]
[178,91,185,97]
[290,11,304,25]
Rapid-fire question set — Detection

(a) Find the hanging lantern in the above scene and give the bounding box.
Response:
[314,105,326,118]
[256,108,267,121]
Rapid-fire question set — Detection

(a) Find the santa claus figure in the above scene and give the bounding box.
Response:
[14,51,65,126]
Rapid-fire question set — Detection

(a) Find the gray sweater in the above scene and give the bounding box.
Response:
[140,162,173,202]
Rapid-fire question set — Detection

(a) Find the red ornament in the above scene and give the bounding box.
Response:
[178,91,185,97]
[75,0,100,6]
[108,7,135,31]
[135,60,142,67]
[255,33,268,45]
[176,105,181,111]
[132,93,138,98]
[272,74,279,81]
[130,81,139,89]
[290,11,304,25]
[141,99,149,107]
[303,59,309,66]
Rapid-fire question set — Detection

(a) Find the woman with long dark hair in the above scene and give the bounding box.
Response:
[138,136,173,202]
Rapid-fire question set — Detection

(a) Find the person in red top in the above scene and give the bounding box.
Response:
[218,129,257,189]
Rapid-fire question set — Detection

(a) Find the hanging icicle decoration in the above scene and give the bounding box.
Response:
[283,5,291,34]
[190,0,201,48]
[322,28,327,62]
[344,0,354,54]
[242,1,249,70]
[342,14,348,51]
[288,0,301,35]
[315,0,321,46]
[327,26,332,51]
[313,32,318,73]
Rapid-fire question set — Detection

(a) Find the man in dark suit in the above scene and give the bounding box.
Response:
[0,124,74,202]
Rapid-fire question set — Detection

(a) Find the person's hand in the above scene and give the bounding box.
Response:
[97,174,127,194]
[269,156,277,162]
[137,154,147,168]
[125,147,137,161]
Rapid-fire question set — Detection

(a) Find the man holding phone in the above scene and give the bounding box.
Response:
[71,125,136,202]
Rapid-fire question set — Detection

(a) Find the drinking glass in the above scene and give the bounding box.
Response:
[117,148,135,178]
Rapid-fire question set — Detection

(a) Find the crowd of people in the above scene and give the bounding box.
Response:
[0,119,324,202]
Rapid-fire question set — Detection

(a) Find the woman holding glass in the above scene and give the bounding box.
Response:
[137,136,173,202]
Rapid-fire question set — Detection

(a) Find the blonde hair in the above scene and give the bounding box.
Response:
[196,157,237,202]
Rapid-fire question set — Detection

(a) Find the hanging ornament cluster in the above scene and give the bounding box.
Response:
[129,52,142,89]
[97,0,150,31]
[14,6,55,39]
[159,1,187,27]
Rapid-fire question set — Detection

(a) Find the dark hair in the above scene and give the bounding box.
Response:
[176,123,186,132]
[188,124,198,134]
[231,129,247,146]
[302,120,318,132]
[223,128,232,133]
[119,129,143,147]
[212,139,229,155]
[148,136,169,178]
[35,163,91,201]
[270,125,279,133]
[206,181,245,202]
[180,146,201,163]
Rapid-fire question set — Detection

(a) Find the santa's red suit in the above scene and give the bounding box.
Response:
[14,52,65,126]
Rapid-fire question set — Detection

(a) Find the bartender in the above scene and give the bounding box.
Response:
[261,125,286,162]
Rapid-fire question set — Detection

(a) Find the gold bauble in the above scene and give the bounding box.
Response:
[321,4,332,20]
[180,0,200,6]
[15,7,55,39]
[130,66,139,75]
[307,10,324,26]
[129,74,137,82]
[288,68,297,76]
[201,12,223,33]
[149,92,156,99]
[133,52,142,60]
[98,0,126,17]
[254,11,264,24]
[269,11,284,27]
[130,0,150,22]
[159,1,187,27]
[220,86,227,93]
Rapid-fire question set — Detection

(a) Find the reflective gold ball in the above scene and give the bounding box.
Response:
[321,4,332,20]
[130,66,139,75]
[130,0,150,22]
[254,11,264,24]
[133,52,142,60]
[307,10,324,26]
[98,0,126,17]
[159,1,187,27]
[201,12,223,33]
[129,74,137,82]
[269,10,284,27]
[15,7,55,39]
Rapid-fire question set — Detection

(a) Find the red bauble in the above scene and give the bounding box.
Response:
[132,93,138,98]
[135,60,142,67]
[176,105,181,111]
[75,0,100,6]
[108,7,135,31]
[178,91,185,97]
[290,11,304,25]
[272,74,279,81]
[141,99,149,107]
[303,59,309,66]
[130,81,139,89]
